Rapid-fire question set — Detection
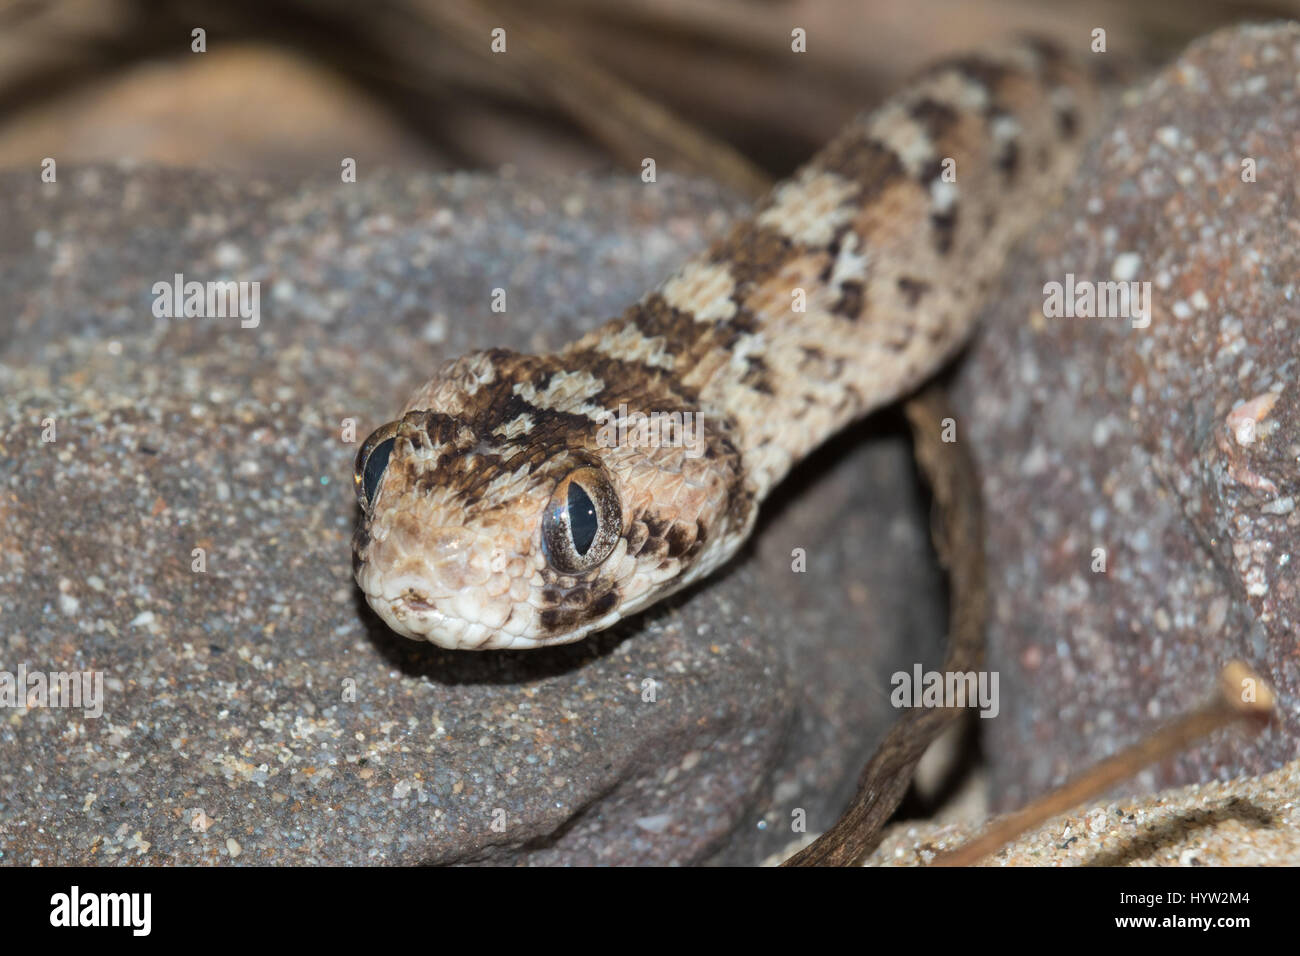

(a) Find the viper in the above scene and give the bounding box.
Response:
[352,38,1106,650]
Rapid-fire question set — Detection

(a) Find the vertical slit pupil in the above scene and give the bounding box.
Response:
[567,482,598,555]
[363,437,395,507]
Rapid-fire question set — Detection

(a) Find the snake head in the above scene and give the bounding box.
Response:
[351,348,750,649]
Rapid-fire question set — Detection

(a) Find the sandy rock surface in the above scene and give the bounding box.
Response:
[956,22,1300,809]
[0,167,943,864]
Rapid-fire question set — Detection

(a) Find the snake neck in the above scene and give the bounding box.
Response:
[564,38,1110,504]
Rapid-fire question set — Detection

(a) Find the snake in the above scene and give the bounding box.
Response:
[351,38,1107,650]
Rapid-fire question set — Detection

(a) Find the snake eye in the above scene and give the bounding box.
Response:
[355,423,399,511]
[541,466,622,573]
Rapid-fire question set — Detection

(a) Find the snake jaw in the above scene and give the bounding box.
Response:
[365,590,524,650]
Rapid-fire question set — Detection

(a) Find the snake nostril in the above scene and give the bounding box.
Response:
[403,593,436,613]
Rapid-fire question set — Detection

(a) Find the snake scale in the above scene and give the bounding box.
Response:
[352,38,1108,650]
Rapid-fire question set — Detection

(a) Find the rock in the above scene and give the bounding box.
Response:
[0,166,946,863]
[956,22,1300,809]
[867,757,1300,866]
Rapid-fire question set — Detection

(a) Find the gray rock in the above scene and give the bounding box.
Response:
[0,166,945,863]
[956,22,1300,809]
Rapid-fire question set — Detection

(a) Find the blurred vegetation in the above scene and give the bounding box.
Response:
[1,0,1297,179]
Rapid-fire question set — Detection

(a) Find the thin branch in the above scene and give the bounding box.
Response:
[782,386,989,866]
[932,661,1277,866]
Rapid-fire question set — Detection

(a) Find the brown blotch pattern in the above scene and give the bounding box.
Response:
[709,224,798,289]
[813,132,907,199]
[832,279,867,319]
[945,56,1012,101]
[909,97,962,141]
[629,294,704,354]
[897,276,931,307]
[930,207,958,255]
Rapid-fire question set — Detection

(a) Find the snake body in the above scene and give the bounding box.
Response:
[352,39,1105,649]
